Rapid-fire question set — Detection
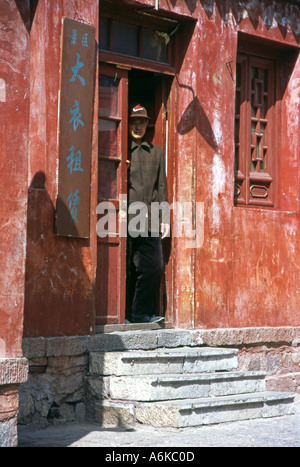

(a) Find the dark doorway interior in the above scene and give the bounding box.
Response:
[125,69,172,321]
[129,69,162,143]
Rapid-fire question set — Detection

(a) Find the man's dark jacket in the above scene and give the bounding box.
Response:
[128,139,169,236]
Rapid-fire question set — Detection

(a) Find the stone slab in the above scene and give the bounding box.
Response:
[17,400,300,447]
[106,371,266,401]
[89,347,239,376]
[95,322,173,333]
[94,401,135,427]
[0,418,18,447]
[0,358,28,385]
[22,327,300,357]
[134,392,295,428]
[94,392,295,428]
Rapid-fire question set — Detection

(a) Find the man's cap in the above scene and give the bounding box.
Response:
[129,104,150,120]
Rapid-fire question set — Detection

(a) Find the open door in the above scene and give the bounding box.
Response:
[96,64,173,324]
[95,64,128,325]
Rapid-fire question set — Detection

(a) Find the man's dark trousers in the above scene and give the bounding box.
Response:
[128,235,164,322]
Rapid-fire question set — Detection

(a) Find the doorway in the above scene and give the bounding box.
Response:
[128,69,166,145]
[95,65,173,325]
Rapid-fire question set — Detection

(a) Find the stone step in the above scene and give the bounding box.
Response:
[97,392,295,428]
[104,371,266,401]
[89,347,239,376]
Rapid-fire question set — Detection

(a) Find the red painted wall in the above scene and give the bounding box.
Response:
[0,1,30,355]
[21,0,299,336]
[166,0,300,329]
[23,0,99,337]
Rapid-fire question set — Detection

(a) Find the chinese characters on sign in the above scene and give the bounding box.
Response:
[56,18,96,238]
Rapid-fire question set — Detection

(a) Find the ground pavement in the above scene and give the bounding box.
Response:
[18,400,300,448]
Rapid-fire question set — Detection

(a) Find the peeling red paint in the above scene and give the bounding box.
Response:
[169,0,300,329]
[1,0,299,343]
[0,0,30,356]
[23,0,99,337]
[24,0,300,333]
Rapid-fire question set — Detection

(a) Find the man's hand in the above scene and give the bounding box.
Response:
[160,223,170,239]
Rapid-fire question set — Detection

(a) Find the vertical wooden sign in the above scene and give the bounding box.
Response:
[56,18,96,238]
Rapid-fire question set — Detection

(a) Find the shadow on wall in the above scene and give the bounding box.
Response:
[19,329,130,429]
[24,171,95,337]
[174,0,299,150]
[176,79,219,152]
[21,169,129,427]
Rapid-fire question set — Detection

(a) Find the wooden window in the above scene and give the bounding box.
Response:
[98,76,121,200]
[99,13,175,71]
[99,15,170,65]
[112,20,139,57]
[234,52,277,207]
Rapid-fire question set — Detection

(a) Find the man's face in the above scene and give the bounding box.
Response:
[129,117,149,143]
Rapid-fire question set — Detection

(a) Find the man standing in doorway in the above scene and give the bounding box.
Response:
[126,104,170,323]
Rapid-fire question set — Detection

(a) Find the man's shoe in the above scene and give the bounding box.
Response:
[149,315,165,323]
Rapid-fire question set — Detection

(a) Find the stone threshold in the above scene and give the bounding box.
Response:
[95,321,173,333]
[22,326,300,359]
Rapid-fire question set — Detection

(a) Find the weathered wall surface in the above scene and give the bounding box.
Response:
[162,0,300,329]
[24,0,99,337]
[0,0,29,357]
[0,0,30,446]
[22,0,300,335]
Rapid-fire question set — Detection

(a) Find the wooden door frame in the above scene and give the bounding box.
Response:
[97,61,175,325]
[96,63,128,325]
